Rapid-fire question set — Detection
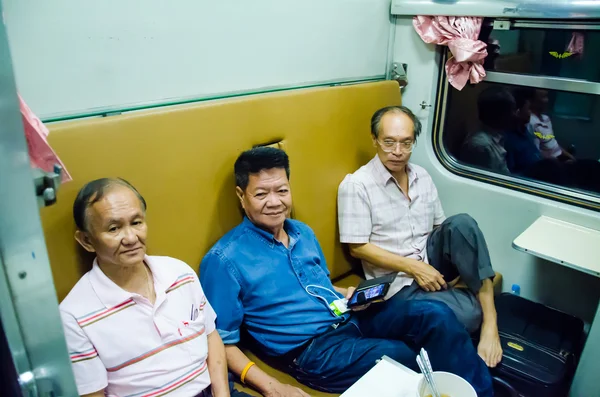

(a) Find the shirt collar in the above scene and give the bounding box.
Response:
[479,127,504,144]
[89,255,175,308]
[370,154,418,187]
[242,216,300,247]
[490,132,504,145]
[531,113,548,123]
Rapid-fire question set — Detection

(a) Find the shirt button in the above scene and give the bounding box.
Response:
[299,272,304,277]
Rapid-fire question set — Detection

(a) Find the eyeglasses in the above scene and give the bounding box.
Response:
[376,139,415,153]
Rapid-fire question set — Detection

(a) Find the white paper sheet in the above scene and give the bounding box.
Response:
[341,357,420,397]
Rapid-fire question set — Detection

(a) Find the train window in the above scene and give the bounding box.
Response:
[434,22,600,210]
[485,27,600,84]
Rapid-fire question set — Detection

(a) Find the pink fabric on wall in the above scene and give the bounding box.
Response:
[19,95,72,183]
[413,16,487,91]
[567,32,584,55]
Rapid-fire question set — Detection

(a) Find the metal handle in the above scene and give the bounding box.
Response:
[33,164,62,207]
[419,101,432,110]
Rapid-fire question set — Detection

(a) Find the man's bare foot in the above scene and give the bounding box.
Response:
[478,322,503,367]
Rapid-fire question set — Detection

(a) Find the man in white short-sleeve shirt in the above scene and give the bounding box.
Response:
[337,106,503,368]
[59,178,229,397]
[529,88,574,161]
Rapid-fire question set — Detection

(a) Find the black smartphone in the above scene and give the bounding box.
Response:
[347,274,395,307]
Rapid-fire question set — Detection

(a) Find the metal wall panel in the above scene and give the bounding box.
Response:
[0,0,78,395]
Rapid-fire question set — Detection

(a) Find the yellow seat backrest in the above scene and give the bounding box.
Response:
[41,81,401,301]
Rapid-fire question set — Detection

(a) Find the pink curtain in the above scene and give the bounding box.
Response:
[567,32,584,56]
[19,95,72,183]
[413,16,487,91]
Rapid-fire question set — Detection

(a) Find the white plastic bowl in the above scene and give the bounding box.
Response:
[416,371,477,397]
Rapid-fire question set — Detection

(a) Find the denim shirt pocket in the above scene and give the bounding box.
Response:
[310,263,332,286]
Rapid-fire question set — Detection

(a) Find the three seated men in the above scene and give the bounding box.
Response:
[60,106,499,397]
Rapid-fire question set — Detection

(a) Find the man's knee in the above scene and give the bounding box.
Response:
[446,213,479,232]
[418,299,483,336]
[419,300,460,327]
[421,295,482,333]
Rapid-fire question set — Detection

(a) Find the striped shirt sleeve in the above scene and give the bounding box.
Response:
[60,310,107,395]
[197,281,217,335]
[337,177,372,244]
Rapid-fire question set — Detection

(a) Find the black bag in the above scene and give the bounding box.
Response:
[490,293,584,397]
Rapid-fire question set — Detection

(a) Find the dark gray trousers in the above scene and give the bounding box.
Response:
[392,214,496,333]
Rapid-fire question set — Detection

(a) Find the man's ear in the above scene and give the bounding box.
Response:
[371,134,377,147]
[75,230,96,253]
[235,186,246,210]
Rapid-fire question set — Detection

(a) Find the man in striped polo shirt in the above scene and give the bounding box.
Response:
[59,178,230,397]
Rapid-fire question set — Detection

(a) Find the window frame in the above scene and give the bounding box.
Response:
[432,48,600,212]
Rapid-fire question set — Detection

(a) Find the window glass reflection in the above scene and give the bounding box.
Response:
[480,25,600,84]
[445,81,600,196]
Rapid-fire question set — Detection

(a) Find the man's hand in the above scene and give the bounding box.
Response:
[263,380,311,397]
[345,286,370,311]
[407,259,446,292]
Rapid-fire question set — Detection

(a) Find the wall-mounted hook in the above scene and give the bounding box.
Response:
[419,101,432,110]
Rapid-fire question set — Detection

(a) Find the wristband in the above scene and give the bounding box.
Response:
[241,361,255,384]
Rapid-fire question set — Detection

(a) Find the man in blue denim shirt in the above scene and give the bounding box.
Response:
[504,88,543,174]
[200,147,492,397]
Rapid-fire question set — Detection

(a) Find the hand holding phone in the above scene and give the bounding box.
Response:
[347,284,386,307]
[346,274,395,308]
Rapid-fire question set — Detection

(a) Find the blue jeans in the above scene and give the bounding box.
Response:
[285,299,493,396]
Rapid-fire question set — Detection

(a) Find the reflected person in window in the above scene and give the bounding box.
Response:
[529,89,575,162]
[338,106,503,368]
[460,86,512,174]
[504,88,543,174]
